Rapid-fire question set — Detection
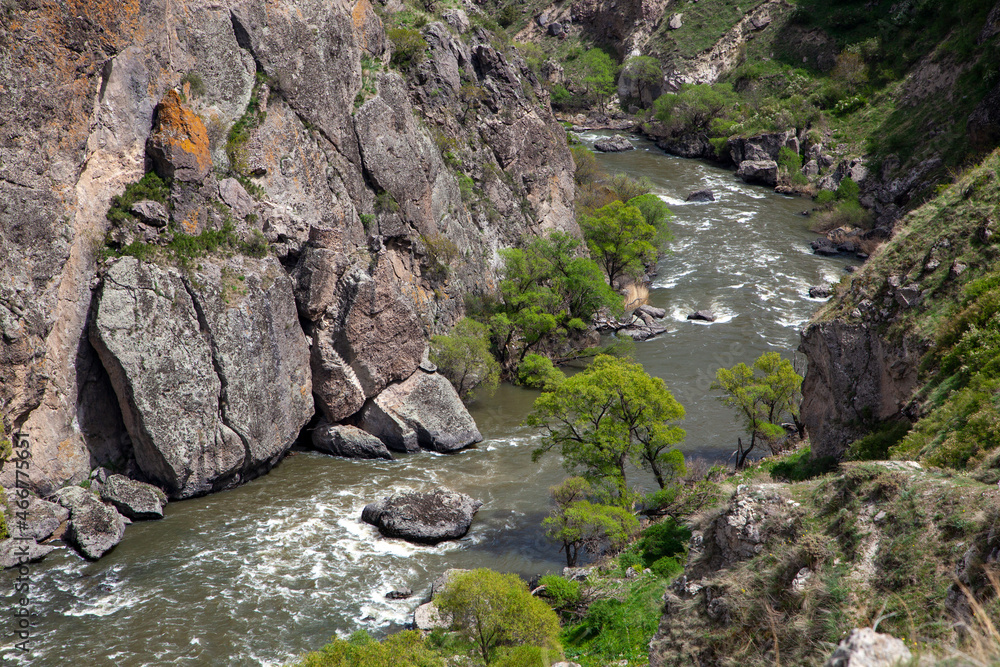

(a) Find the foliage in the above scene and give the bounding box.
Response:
[436,569,562,665]
[777,146,808,186]
[614,517,692,578]
[621,56,662,107]
[537,575,582,614]
[768,446,839,481]
[542,477,640,567]
[421,233,459,281]
[430,318,501,403]
[579,49,617,112]
[0,421,10,540]
[846,421,911,461]
[562,573,663,664]
[180,72,206,98]
[109,220,266,267]
[713,352,803,468]
[106,172,171,226]
[226,76,267,176]
[570,146,604,187]
[627,193,674,246]
[388,28,428,71]
[653,83,740,136]
[580,201,658,286]
[292,630,444,667]
[516,354,565,392]
[529,355,686,502]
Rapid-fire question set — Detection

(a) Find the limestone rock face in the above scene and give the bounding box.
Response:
[100,474,168,520]
[825,628,912,667]
[146,90,212,183]
[712,485,797,568]
[362,488,483,544]
[90,256,312,499]
[359,371,482,453]
[799,322,923,460]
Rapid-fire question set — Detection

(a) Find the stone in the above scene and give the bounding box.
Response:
[811,238,841,256]
[547,22,566,37]
[66,499,127,560]
[130,200,169,227]
[668,13,683,29]
[361,488,483,544]
[5,491,69,541]
[386,587,413,600]
[90,256,313,499]
[712,485,798,568]
[359,371,482,453]
[562,566,594,581]
[809,285,832,299]
[146,89,212,183]
[593,135,634,152]
[0,538,55,569]
[687,310,716,322]
[618,325,669,341]
[312,420,392,460]
[431,569,470,597]
[824,628,912,667]
[894,285,921,308]
[99,474,168,520]
[552,663,583,667]
[414,601,452,630]
[637,304,666,319]
[442,9,470,33]
[218,178,255,219]
[736,159,779,187]
[686,189,715,202]
[791,566,812,593]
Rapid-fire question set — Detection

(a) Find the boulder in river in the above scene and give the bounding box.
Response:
[809,285,832,299]
[312,420,393,460]
[54,487,126,560]
[362,488,483,544]
[811,238,841,256]
[359,370,482,453]
[686,189,715,202]
[636,304,666,319]
[100,475,168,520]
[594,135,634,152]
[6,491,68,541]
[736,159,779,187]
[0,538,55,569]
[687,310,716,322]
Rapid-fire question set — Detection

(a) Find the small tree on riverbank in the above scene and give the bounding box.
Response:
[543,477,640,567]
[713,352,803,469]
[430,318,500,403]
[528,355,686,505]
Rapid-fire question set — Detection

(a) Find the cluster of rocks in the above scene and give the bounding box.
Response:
[1,473,166,568]
[596,304,669,341]
[810,226,879,259]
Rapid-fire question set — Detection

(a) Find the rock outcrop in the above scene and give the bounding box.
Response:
[359,370,483,453]
[90,256,312,499]
[799,322,922,460]
[362,488,483,544]
[0,539,55,569]
[146,90,212,183]
[6,491,69,542]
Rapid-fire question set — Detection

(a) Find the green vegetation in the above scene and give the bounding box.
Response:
[529,355,686,503]
[105,172,171,227]
[712,352,803,468]
[430,318,501,402]
[0,422,11,540]
[294,630,444,667]
[542,477,640,567]
[388,28,428,71]
[515,354,565,392]
[180,72,206,98]
[226,73,268,177]
[436,569,562,664]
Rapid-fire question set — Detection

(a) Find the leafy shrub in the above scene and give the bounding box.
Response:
[769,446,839,480]
[634,518,690,567]
[388,28,427,71]
[653,84,739,136]
[497,4,519,28]
[836,177,860,201]
[431,318,501,402]
[106,172,171,226]
[847,421,911,460]
[517,354,565,391]
[180,72,206,98]
[538,575,581,613]
[778,146,808,185]
[815,189,837,205]
[292,630,443,667]
[562,575,662,663]
[650,556,683,579]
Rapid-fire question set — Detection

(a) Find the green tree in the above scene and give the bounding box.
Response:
[712,352,803,469]
[622,56,662,107]
[542,477,640,567]
[430,318,501,402]
[517,354,566,391]
[653,83,739,135]
[627,193,674,246]
[293,630,444,667]
[388,28,428,71]
[529,355,686,503]
[581,48,617,112]
[580,201,658,287]
[436,569,562,665]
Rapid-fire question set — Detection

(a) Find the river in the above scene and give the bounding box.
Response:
[1,133,854,666]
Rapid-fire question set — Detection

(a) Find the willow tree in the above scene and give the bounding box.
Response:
[528,355,686,505]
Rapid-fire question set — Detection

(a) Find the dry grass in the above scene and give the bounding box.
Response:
[623,283,649,310]
[946,569,1000,666]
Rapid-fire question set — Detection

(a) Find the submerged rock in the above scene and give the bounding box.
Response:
[359,370,482,453]
[824,628,911,667]
[809,285,832,299]
[687,310,716,322]
[362,488,483,544]
[686,189,715,202]
[100,475,168,520]
[312,420,393,460]
[594,135,634,152]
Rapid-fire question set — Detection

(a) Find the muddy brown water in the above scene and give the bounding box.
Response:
[1,132,855,666]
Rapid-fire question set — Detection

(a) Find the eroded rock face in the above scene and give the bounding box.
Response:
[362,488,483,544]
[799,322,923,460]
[100,474,168,520]
[359,370,482,453]
[90,256,312,499]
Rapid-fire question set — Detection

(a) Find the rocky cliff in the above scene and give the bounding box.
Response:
[0,0,577,497]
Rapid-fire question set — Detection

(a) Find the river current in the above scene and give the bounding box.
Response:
[1,133,855,666]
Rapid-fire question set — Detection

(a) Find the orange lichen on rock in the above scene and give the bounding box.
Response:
[146,89,212,183]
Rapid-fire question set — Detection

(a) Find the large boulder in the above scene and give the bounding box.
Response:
[0,539,55,569]
[312,420,392,460]
[100,475,168,520]
[145,89,212,183]
[362,488,483,544]
[594,135,634,152]
[686,189,715,202]
[358,370,482,453]
[824,628,912,667]
[54,486,126,560]
[736,159,779,187]
[90,256,313,499]
[6,491,68,541]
